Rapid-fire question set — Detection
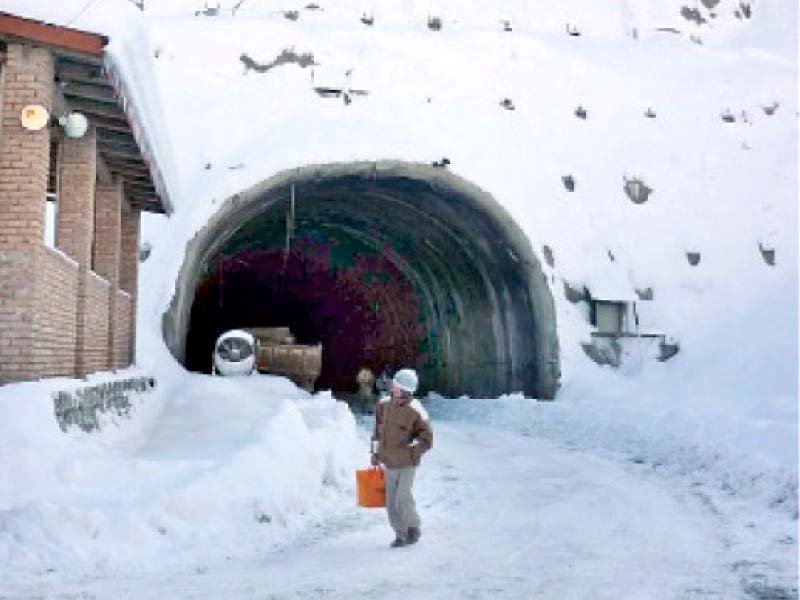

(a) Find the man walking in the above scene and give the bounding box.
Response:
[371,368,433,547]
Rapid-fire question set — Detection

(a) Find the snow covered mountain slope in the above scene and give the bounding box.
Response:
[127,0,797,397]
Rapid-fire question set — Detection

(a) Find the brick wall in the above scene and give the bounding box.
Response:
[120,205,140,295]
[114,291,134,369]
[93,181,122,282]
[120,205,140,365]
[94,181,122,371]
[56,132,96,265]
[0,45,52,248]
[82,271,110,374]
[0,249,39,381]
[33,246,79,377]
[0,43,142,384]
[57,132,97,377]
[0,45,54,383]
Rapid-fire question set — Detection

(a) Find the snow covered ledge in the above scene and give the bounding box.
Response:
[162,161,560,399]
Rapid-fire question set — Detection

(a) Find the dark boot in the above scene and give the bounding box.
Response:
[407,527,421,544]
[390,537,407,548]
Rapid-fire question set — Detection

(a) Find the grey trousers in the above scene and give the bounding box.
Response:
[385,466,420,540]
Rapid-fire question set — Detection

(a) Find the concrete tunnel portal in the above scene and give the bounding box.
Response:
[163,162,560,399]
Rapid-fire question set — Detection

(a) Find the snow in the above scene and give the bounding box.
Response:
[89,269,109,286]
[118,3,796,379]
[0,0,796,597]
[0,369,361,574]
[43,199,56,249]
[0,413,794,597]
[409,398,430,422]
[41,244,79,269]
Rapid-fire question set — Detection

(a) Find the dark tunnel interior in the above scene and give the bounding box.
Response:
[187,235,424,391]
[171,167,559,398]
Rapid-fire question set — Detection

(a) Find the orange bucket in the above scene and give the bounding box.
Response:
[356,466,385,508]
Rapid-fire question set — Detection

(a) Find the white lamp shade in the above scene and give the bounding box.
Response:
[61,112,89,138]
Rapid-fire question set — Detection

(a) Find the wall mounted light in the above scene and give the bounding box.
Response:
[20,104,49,131]
[58,112,89,139]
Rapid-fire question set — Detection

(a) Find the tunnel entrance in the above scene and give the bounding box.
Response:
[165,162,560,398]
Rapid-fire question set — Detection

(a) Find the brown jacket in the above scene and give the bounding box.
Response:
[372,396,433,468]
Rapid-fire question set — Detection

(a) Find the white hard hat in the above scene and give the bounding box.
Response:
[392,368,418,394]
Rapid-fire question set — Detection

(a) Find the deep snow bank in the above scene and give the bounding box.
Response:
[0,370,362,572]
[425,332,798,594]
[427,272,798,518]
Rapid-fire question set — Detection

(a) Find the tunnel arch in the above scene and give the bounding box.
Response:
[163,162,560,398]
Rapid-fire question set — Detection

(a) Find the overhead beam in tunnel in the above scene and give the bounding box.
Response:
[164,162,560,399]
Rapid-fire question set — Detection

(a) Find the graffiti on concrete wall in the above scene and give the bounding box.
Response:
[52,376,156,432]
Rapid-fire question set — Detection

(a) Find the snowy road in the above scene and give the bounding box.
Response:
[221,422,743,600]
[3,417,761,599]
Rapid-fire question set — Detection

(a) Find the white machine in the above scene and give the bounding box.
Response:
[212,329,257,376]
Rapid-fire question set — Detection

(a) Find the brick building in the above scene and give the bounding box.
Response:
[0,12,172,384]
